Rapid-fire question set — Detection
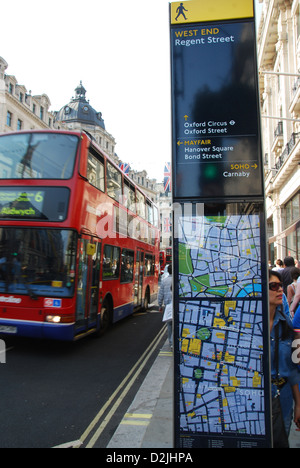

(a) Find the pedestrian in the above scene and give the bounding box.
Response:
[287,267,300,309]
[273,259,284,273]
[269,270,300,446]
[282,256,295,296]
[158,263,173,349]
[289,268,300,317]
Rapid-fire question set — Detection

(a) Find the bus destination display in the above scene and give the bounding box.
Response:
[0,187,70,221]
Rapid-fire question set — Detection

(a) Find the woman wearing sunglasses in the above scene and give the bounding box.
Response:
[269,270,300,443]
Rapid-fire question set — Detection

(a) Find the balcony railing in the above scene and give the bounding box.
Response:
[275,132,300,171]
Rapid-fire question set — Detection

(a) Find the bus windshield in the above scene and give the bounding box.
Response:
[0,133,78,179]
[0,228,77,298]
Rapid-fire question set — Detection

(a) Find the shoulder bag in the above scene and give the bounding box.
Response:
[272,322,290,448]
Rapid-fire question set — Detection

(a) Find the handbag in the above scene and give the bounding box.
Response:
[272,323,289,448]
[272,392,289,448]
[162,302,173,322]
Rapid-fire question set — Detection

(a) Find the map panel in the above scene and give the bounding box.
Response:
[175,214,269,446]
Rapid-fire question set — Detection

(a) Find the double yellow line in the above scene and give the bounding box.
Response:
[79,324,167,448]
[120,413,152,427]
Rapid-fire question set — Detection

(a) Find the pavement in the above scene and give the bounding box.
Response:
[107,337,300,449]
[107,338,173,449]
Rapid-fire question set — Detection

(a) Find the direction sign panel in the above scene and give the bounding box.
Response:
[170,3,263,199]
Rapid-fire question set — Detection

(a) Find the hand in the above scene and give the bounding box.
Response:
[294,405,300,431]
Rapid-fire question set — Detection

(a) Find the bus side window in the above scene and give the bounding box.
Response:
[87,148,105,192]
[103,245,120,280]
[146,201,153,225]
[136,190,146,219]
[123,179,136,213]
[153,206,159,228]
[121,249,134,284]
[107,162,122,202]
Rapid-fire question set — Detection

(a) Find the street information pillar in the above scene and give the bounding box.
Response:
[170,0,272,448]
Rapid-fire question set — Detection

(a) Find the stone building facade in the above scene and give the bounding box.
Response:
[0,57,55,133]
[54,81,117,162]
[258,0,300,262]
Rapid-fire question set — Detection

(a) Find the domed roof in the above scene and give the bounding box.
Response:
[55,82,105,129]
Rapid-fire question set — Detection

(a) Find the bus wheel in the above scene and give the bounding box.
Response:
[99,300,111,335]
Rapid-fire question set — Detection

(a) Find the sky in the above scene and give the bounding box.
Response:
[0,0,262,182]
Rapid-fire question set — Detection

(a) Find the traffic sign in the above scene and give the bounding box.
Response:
[170,0,254,24]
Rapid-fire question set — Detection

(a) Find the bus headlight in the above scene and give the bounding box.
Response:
[45,315,61,323]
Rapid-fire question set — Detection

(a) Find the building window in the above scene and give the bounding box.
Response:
[286,202,292,226]
[285,193,300,228]
[292,196,300,223]
[19,93,23,103]
[8,83,13,94]
[40,107,44,121]
[287,231,297,257]
[6,111,12,127]
[17,119,22,130]
[33,104,36,114]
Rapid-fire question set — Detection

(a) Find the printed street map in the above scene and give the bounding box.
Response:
[177,215,265,438]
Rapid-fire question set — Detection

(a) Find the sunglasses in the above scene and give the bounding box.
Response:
[269,282,283,292]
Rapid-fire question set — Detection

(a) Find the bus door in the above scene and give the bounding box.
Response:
[134,249,144,307]
[76,237,101,331]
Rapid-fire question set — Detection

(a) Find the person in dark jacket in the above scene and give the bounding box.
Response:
[269,270,300,438]
[282,256,295,296]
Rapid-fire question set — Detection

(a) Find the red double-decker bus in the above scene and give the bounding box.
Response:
[159,248,172,276]
[0,130,160,340]
[159,250,166,276]
[166,247,172,265]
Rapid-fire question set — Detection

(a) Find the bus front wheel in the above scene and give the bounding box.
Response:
[99,300,112,335]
